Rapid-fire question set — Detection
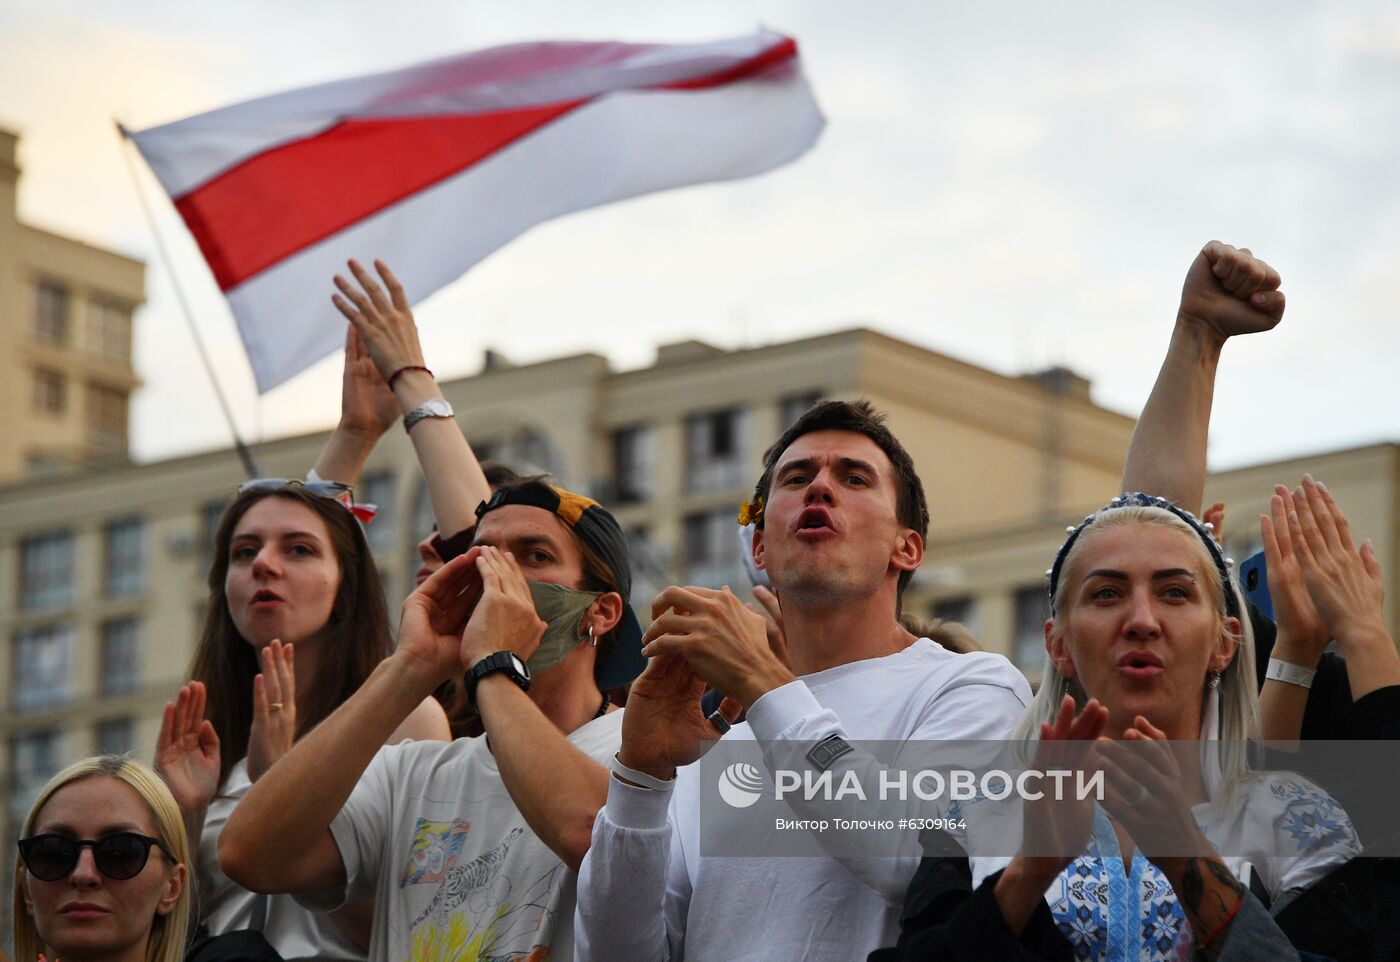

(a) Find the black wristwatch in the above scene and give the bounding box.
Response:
[467,651,531,708]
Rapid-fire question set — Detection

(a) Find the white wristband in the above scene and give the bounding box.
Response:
[610,753,675,792]
[1266,658,1316,689]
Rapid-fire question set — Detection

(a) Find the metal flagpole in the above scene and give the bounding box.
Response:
[115,120,260,479]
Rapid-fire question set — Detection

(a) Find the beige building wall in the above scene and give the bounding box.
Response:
[0,328,1133,825]
[912,443,1400,681]
[0,128,146,482]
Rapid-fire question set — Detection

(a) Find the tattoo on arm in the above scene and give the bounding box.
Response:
[1205,858,1246,898]
[1181,858,1204,913]
[1177,857,1246,958]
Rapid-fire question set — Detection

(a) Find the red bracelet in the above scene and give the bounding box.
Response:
[1199,892,1244,948]
[388,365,432,389]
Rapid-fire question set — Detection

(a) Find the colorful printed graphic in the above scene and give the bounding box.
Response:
[402,818,472,887]
[400,828,566,962]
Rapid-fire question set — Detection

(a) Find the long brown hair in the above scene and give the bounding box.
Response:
[191,487,391,788]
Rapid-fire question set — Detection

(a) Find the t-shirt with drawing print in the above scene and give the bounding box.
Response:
[305,710,623,962]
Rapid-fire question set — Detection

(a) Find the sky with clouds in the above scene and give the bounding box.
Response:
[1,0,1396,472]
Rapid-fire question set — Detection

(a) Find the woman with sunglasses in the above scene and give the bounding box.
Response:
[13,755,190,962]
[155,473,449,959]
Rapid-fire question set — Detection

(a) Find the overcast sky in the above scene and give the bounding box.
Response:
[2,0,1397,472]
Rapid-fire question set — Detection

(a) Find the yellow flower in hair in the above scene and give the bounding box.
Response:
[737,496,764,526]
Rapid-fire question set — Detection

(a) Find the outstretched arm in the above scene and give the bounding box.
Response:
[332,260,491,538]
[1121,241,1285,513]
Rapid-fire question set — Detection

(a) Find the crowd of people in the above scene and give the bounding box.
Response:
[10,241,1399,962]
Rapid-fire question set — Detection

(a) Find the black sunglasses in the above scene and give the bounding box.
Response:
[18,832,166,882]
[237,478,353,501]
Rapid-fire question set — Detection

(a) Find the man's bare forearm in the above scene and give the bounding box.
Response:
[474,675,610,872]
[220,653,438,890]
[1121,318,1223,515]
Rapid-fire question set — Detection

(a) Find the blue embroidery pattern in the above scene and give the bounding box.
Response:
[1048,810,1188,961]
[1270,780,1353,853]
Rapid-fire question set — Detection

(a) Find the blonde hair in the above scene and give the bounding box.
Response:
[13,755,192,962]
[1018,505,1261,795]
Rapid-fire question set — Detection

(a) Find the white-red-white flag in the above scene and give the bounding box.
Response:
[127,29,824,391]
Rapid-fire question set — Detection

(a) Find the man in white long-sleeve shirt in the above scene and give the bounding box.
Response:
[575,400,1032,961]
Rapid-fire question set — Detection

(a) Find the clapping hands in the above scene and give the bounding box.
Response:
[247,640,297,783]
[331,259,426,388]
[154,682,220,816]
[1284,476,1386,647]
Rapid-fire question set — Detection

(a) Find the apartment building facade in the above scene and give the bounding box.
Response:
[0,327,1141,822]
[0,127,145,482]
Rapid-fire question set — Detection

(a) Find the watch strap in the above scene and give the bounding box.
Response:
[467,651,530,707]
[403,399,454,434]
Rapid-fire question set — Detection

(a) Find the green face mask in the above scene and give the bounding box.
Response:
[525,581,603,676]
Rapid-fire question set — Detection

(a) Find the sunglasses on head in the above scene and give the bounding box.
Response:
[18,832,166,882]
[237,478,354,501]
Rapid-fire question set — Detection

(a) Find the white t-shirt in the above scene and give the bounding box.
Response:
[200,758,367,961]
[318,710,624,962]
[575,639,1033,962]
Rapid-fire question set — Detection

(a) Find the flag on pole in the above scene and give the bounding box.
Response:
[126,28,825,392]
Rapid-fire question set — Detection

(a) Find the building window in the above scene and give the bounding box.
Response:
[104,517,146,598]
[611,425,655,504]
[34,278,70,345]
[20,531,75,611]
[10,729,61,819]
[477,428,561,479]
[682,508,744,588]
[360,471,397,554]
[200,498,228,571]
[933,595,981,637]
[685,408,748,492]
[779,391,823,428]
[1013,586,1051,674]
[13,624,74,714]
[100,619,141,696]
[85,383,129,459]
[32,368,66,415]
[86,298,132,361]
[97,717,136,757]
[405,479,435,590]
[625,525,668,600]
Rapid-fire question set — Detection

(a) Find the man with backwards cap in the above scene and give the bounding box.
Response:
[220,477,646,962]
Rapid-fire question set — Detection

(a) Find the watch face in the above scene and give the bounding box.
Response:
[510,653,531,680]
[425,398,452,417]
